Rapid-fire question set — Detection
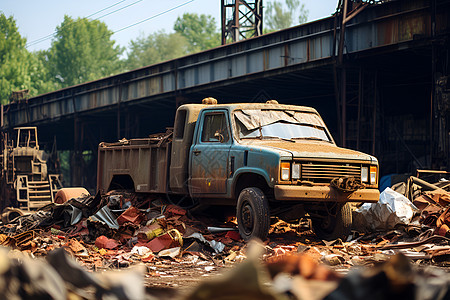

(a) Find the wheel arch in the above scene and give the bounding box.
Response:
[108,174,135,192]
[232,170,272,200]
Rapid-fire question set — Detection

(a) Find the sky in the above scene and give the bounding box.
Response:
[2,0,338,54]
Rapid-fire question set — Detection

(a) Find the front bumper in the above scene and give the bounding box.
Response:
[274,185,380,203]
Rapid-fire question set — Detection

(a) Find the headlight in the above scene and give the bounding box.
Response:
[361,166,368,182]
[292,163,300,179]
[280,162,290,181]
[370,166,377,184]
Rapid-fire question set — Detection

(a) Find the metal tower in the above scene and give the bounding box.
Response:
[221,0,263,45]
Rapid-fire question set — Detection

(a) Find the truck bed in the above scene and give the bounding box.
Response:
[97,131,172,194]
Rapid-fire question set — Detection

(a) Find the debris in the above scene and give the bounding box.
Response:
[321,254,346,266]
[0,183,448,298]
[186,240,280,300]
[185,232,226,253]
[66,238,89,257]
[165,205,187,216]
[146,229,183,253]
[159,247,181,258]
[380,235,450,250]
[95,235,120,250]
[90,205,120,229]
[330,176,365,192]
[117,207,144,225]
[130,245,152,256]
[353,187,419,232]
[0,247,146,300]
[225,230,241,241]
[436,207,450,237]
[207,226,237,233]
[139,223,164,240]
[54,187,90,204]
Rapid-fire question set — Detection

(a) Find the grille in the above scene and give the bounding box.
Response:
[301,163,361,182]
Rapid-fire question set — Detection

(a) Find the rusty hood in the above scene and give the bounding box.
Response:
[238,139,376,162]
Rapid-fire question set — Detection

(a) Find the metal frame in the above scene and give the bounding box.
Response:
[221,0,263,44]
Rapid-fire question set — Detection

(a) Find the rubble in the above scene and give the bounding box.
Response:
[0,171,448,299]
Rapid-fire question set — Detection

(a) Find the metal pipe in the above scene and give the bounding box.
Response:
[357,67,362,150]
[341,67,346,147]
[409,176,448,193]
[372,70,377,155]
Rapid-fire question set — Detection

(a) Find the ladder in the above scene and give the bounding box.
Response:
[16,176,58,210]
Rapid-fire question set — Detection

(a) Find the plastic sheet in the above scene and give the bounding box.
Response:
[353,188,419,232]
[185,232,225,253]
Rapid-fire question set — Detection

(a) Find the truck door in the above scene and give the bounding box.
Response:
[190,110,231,194]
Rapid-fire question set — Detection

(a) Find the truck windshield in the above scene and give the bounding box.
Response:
[234,109,331,142]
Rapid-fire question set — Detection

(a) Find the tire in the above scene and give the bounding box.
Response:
[1,207,24,224]
[236,187,270,241]
[312,202,352,241]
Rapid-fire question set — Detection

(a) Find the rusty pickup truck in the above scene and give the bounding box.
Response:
[97,98,380,240]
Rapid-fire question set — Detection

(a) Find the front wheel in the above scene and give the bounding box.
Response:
[236,187,270,241]
[311,202,352,241]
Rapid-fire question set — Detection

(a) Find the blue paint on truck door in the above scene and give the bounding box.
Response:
[190,110,232,194]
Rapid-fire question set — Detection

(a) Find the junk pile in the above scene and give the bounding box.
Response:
[352,173,450,264]
[0,238,448,300]
[0,172,449,299]
[188,241,450,300]
[0,247,147,299]
[0,191,235,270]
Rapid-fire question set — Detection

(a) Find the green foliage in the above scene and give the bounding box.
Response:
[0,11,224,102]
[47,15,124,87]
[29,50,61,95]
[0,13,31,104]
[58,150,71,186]
[174,13,220,53]
[125,31,189,70]
[265,0,309,32]
[125,13,220,70]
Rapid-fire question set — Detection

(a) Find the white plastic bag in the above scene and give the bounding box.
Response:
[353,187,419,232]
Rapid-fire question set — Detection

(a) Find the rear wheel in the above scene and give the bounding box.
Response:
[312,202,352,241]
[236,187,270,241]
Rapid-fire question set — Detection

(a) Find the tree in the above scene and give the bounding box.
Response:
[265,0,309,32]
[29,50,61,95]
[47,15,123,87]
[0,13,32,104]
[125,31,188,70]
[174,13,220,53]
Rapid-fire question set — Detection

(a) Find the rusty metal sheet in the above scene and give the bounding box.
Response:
[231,55,247,77]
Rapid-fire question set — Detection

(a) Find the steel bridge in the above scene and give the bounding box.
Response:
[2,0,449,188]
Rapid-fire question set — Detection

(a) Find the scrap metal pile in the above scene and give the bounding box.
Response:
[0,174,448,299]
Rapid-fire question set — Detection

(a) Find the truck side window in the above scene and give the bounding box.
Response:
[174,109,187,140]
[201,113,230,143]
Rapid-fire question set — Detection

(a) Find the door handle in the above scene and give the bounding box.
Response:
[193,149,201,156]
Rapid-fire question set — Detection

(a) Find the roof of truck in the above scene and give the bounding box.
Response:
[178,100,320,114]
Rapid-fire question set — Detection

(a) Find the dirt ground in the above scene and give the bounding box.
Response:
[143,225,450,299]
[143,259,235,296]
